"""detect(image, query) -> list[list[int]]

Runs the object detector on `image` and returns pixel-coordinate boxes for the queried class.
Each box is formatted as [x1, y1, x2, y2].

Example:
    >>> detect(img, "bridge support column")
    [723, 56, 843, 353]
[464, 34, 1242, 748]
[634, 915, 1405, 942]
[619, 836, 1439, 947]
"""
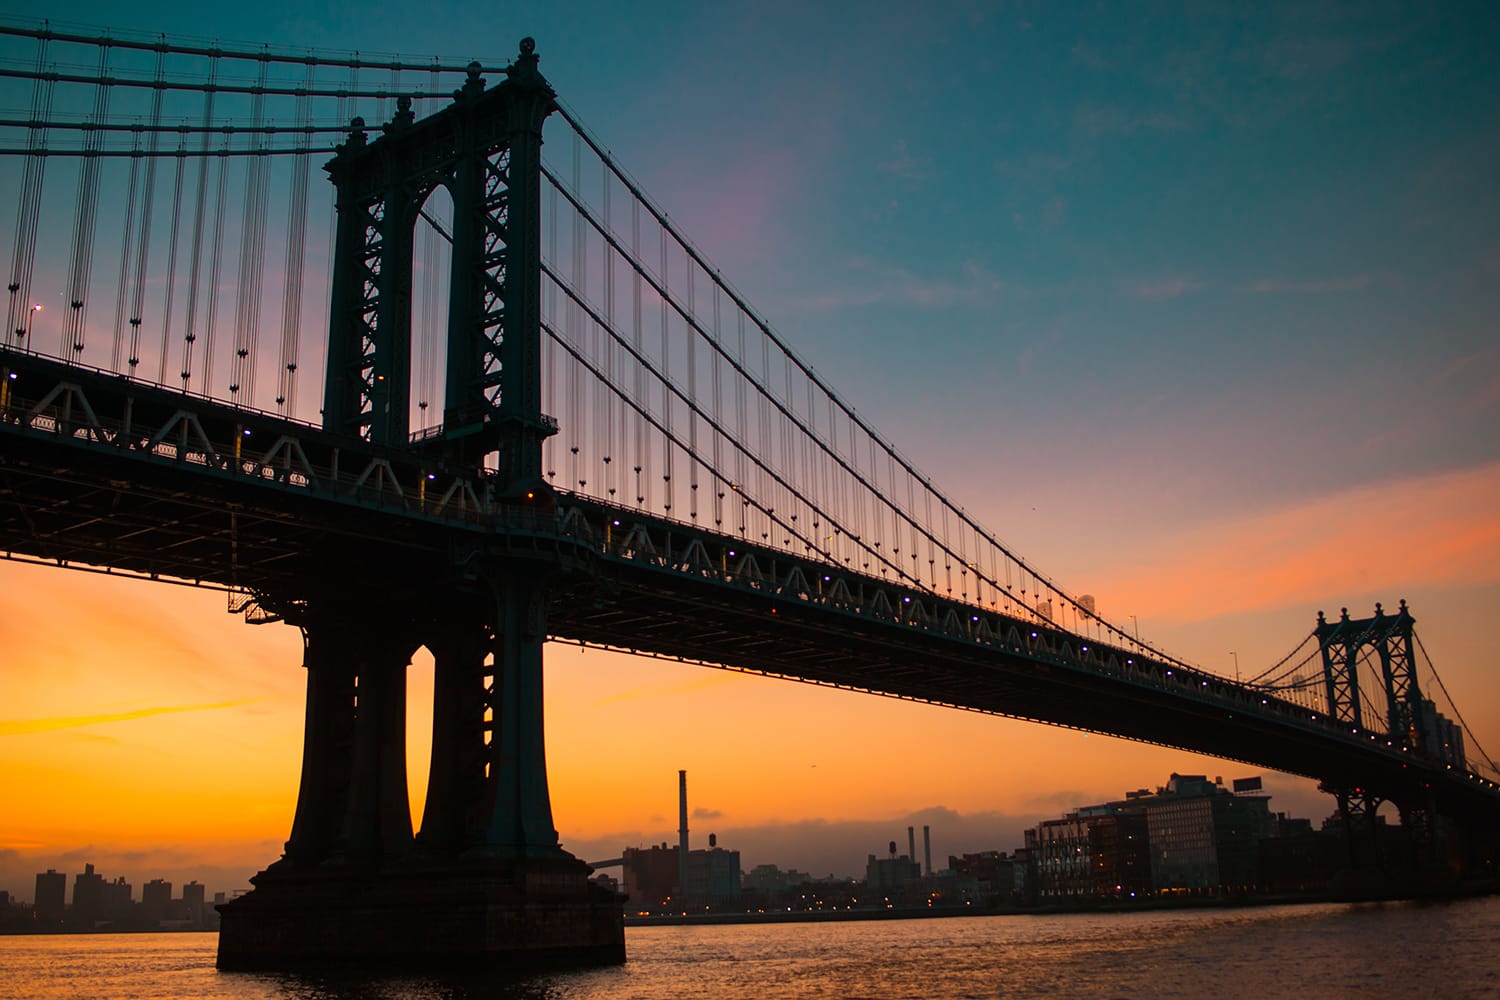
[337, 633, 419, 865]
[418, 619, 491, 854]
[485, 568, 563, 857]
[281, 620, 357, 867]
[219, 572, 622, 970]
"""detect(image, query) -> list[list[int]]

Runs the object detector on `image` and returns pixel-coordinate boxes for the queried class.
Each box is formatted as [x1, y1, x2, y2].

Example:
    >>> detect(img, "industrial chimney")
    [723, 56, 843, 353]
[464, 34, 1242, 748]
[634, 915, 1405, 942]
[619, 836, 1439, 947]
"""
[907, 826, 916, 862]
[678, 770, 689, 903]
[923, 825, 932, 876]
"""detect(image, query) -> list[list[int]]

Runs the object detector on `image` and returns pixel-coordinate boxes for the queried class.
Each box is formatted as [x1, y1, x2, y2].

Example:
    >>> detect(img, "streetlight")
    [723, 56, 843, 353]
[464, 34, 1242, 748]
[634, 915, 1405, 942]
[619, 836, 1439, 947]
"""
[22, 302, 40, 346]
[1230, 651, 1240, 683]
[1127, 615, 1140, 640]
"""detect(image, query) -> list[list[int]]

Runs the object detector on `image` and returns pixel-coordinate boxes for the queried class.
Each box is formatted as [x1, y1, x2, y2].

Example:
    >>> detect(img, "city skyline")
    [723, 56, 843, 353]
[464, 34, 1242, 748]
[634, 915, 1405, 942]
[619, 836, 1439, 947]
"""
[2, 3, 1497, 905]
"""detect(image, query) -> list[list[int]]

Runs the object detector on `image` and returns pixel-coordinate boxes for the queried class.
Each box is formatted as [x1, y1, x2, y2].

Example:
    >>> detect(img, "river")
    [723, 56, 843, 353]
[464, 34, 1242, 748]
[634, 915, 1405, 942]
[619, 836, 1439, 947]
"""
[2, 897, 1497, 998]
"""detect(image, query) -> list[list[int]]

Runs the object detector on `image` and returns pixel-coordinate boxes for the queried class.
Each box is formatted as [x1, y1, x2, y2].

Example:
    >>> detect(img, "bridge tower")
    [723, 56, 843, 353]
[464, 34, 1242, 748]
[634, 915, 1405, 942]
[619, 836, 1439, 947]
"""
[217, 40, 623, 970]
[1316, 602, 1448, 876]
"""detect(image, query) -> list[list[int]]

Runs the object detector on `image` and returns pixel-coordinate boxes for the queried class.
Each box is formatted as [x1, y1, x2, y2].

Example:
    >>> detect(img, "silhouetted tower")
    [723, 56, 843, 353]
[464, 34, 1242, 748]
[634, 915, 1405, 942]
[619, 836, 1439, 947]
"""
[322, 38, 556, 488]
[1315, 601, 1425, 746]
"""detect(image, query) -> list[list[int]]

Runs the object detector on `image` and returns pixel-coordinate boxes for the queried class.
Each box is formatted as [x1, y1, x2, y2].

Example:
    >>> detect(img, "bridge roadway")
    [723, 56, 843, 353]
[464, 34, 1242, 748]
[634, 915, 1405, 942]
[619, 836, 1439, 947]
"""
[3, 345, 1498, 822]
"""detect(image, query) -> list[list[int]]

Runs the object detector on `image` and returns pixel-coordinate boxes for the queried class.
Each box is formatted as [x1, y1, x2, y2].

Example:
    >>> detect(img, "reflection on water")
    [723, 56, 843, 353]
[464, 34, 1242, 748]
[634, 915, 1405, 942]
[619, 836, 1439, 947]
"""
[3, 897, 1498, 999]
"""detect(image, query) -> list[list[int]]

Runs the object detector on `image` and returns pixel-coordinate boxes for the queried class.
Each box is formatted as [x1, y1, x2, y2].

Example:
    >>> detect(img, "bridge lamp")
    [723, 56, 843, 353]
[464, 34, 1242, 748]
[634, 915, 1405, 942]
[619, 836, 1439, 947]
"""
[19, 302, 40, 341]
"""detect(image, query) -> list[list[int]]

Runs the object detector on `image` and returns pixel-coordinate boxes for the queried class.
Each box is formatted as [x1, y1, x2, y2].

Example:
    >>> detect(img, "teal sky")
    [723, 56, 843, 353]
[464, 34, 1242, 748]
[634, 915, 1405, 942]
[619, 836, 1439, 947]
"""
[2, 2, 1497, 887]
[14, 1, 1497, 523]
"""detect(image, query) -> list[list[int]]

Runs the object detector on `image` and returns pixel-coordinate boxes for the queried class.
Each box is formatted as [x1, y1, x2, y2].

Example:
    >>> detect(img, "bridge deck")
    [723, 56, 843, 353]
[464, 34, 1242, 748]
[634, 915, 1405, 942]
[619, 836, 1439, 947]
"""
[3, 346, 1498, 820]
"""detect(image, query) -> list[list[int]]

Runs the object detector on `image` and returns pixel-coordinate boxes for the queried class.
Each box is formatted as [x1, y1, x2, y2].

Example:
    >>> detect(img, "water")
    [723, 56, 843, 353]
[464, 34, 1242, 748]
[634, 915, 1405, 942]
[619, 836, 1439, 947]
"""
[2, 898, 1498, 999]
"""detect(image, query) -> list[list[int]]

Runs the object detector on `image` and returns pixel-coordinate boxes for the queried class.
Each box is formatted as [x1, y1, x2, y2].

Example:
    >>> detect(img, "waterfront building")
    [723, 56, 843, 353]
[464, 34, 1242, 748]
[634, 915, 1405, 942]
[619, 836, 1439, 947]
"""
[1024, 773, 1274, 898]
[181, 881, 206, 927]
[864, 848, 921, 895]
[142, 879, 172, 924]
[1025, 815, 1093, 898]
[33, 870, 65, 924]
[621, 840, 743, 912]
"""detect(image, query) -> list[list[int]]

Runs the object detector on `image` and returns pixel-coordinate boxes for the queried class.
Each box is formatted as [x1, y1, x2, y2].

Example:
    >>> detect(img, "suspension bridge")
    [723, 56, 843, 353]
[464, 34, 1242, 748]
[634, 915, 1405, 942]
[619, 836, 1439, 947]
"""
[1, 23, 1496, 968]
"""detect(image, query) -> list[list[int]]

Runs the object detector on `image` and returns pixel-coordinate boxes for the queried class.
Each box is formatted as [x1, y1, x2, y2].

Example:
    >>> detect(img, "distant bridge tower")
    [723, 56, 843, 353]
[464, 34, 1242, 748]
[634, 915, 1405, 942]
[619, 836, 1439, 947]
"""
[1316, 601, 1425, 750]
[1315, 601, 1448, 874]
[217, 40, 622, 970]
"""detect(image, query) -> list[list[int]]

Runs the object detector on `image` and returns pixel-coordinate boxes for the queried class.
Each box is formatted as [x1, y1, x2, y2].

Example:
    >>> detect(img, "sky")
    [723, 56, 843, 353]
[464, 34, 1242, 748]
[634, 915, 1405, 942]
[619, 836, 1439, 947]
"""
[2, 2, 1499, 901]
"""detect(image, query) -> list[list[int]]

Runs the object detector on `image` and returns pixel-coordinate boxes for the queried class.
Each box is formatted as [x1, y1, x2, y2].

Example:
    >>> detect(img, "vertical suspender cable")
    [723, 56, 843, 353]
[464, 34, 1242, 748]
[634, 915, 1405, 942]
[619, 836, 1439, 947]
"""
[155, 128, 189, 383]
[6, 33, 52, 347]
[545, 179, 558, 483]
[568, 132, 583, 489]
[659, 216, 672, 513]
[201, 133, 231, 395]
[110, 133, 142, 370]
[62, 44, 111, 362]
[735, 311, 747, 531]
[125, 45, 168, 373]
[601, 164, 614, 499]
[229, 52, 271, 404]
[179, 52, 219, 388]
[631, 198, 646, 506]
[711, 285, 723, 527]
[685, 264, 697, 520]
[276, 61, 315, 412]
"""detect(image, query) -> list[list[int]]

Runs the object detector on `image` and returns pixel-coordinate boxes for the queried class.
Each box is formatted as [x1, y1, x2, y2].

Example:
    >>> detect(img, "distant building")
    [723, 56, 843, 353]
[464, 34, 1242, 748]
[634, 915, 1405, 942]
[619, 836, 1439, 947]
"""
[71, 864, 108, 927]
[865, 850, 921, 895]
[1088, 811, 1151, 897]
[948, 851, 1021, 901]
[1026, 815, 1092, 898]
[621, 840, 742, 912]
[142, 879, 172, 924]
[181, 881, 206, 928]
[685, 842, 741, 908]
[1024, 773, 1273, 898]
[621, 844, 679, 911]
[34, 869, 65, 924]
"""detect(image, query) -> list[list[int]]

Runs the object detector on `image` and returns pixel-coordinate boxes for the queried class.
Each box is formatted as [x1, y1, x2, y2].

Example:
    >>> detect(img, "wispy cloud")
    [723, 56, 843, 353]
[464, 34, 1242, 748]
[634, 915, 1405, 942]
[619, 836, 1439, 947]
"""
[0, 700, 260, 736]
[1122, 276, 1203, 301]
[796, 258, 1011, 312]
[1249, 273, 1389, 294]
[878, 139, 933, 185]
[1074, 105, 1186, 138]
[1089, 461, 1500, 625]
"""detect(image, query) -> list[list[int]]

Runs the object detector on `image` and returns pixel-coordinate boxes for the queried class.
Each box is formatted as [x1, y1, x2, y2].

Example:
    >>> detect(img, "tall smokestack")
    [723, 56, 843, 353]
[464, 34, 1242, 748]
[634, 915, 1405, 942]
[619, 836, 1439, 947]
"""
[923, 825, 932, 875]
[907, 826, 916, 862]
[678, 770, 689, 906]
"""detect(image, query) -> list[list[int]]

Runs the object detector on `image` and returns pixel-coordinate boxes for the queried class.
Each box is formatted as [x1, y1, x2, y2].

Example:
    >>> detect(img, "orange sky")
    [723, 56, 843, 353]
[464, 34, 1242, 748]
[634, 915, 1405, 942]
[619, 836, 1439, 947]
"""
[3, 460, 1497, 900]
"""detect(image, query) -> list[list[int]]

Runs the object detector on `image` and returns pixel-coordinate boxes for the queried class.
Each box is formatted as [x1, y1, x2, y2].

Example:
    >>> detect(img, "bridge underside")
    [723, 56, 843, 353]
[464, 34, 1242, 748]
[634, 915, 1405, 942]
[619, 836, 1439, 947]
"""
[3, 347, 1497, 936]
[3, 348, 1496, 828]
